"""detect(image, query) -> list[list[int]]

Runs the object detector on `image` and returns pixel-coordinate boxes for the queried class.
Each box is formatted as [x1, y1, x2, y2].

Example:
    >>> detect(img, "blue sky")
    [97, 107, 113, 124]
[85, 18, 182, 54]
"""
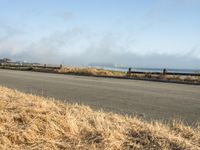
[0, 0, 200, 68]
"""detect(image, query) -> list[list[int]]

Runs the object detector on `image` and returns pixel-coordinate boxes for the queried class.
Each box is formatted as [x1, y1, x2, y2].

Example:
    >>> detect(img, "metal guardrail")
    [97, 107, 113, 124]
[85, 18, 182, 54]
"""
[1, 63, 199, 77]
[127, 68, 200, 76]
[0, 63, 62, 69]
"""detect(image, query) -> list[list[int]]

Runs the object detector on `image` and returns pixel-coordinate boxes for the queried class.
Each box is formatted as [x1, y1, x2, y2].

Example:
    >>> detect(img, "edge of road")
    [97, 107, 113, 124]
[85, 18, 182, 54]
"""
[1, 68, 200, 86]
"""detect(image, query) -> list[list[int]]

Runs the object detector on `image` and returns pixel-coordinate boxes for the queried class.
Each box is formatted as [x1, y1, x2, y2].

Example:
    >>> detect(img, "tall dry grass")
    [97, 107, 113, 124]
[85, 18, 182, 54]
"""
[56, 67, 125, 77]
[0, 86, 199, 150]
[128, 73, 200, 83]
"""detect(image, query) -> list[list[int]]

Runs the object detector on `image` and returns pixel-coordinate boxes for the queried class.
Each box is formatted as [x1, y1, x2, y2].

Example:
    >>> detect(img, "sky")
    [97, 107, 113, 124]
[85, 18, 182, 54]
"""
[0, 0, 200, 69]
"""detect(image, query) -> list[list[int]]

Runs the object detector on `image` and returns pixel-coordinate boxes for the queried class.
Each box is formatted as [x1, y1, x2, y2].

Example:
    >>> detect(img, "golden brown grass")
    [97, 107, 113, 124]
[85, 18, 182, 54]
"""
[0, 87, 200, 150]
[57, 67, 200, 83]
[56, 67, 125, 77]
[128, 73, 200, 83]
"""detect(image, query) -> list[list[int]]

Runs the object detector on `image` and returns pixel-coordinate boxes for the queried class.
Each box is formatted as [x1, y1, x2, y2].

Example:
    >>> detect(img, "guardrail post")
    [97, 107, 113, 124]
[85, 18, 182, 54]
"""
[127, 67, 132, 78]
[128, 68, 132, 73]
[163, 68, 167, 75]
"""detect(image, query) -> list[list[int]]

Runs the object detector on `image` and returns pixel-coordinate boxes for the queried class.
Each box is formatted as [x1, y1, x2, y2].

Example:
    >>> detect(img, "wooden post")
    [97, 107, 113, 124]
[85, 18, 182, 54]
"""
[128, 68, 132, 73]
[163, 68, 167, 75]
[127, 67, 132, 77]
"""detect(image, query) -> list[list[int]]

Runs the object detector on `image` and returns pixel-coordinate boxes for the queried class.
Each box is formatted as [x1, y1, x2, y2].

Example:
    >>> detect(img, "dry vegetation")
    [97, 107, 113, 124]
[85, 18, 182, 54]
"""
[56, 67, 125, 77]
[38, 67, 200, 84]
[128, 73, 200, 83]
[0, 87, 199, 150]
[56, 67, 200, 83]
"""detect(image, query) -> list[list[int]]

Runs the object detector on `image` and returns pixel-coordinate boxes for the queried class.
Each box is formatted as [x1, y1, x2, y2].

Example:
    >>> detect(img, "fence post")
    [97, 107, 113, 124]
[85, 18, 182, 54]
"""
[163, 68, 167, 75]
[128, 68, 132, 73]
[60, 64, 63, 69]
[127, 67, 132, 78]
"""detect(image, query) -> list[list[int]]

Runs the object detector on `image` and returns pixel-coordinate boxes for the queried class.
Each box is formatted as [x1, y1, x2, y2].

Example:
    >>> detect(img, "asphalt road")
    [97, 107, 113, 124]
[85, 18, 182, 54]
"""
[0, 69, 200, 124]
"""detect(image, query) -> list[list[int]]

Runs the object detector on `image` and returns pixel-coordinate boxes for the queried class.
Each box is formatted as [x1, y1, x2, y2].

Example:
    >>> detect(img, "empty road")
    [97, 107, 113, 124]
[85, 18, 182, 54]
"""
[0, 69, 200, 124]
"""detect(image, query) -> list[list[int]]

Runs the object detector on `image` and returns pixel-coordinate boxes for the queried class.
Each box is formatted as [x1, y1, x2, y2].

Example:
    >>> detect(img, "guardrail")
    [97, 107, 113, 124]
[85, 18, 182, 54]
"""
[0, 63, 62, 69]
[127, 68, 200, 77]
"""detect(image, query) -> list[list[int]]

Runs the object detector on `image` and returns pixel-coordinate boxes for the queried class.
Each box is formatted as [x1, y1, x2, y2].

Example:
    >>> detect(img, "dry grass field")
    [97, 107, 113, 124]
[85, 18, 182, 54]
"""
[128, 73, 200, 83]
[56, 67, 125, 77]
[56, 67, 200, 83]
[0, 86, 199, 150]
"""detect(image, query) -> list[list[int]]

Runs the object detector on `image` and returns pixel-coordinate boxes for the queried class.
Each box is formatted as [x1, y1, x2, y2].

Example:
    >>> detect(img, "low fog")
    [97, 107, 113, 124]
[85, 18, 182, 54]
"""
[0, 25, 200, 69]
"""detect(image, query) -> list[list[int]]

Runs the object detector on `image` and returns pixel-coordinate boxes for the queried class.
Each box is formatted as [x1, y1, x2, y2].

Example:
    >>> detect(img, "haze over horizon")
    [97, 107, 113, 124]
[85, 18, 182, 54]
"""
[0, 0, 200, 69]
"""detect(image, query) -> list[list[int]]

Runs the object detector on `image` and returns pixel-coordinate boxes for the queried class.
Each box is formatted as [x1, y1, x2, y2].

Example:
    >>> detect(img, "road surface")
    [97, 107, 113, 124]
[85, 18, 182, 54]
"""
[0, 69, 200, 124]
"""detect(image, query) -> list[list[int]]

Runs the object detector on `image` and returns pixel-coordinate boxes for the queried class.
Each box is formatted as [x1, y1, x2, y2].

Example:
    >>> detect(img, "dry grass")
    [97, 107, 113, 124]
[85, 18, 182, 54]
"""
[128, 73, 200, 83]
[57, 67, 200, 83]
[0, 87, 200, 150]
[56, 67, 125, 77]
